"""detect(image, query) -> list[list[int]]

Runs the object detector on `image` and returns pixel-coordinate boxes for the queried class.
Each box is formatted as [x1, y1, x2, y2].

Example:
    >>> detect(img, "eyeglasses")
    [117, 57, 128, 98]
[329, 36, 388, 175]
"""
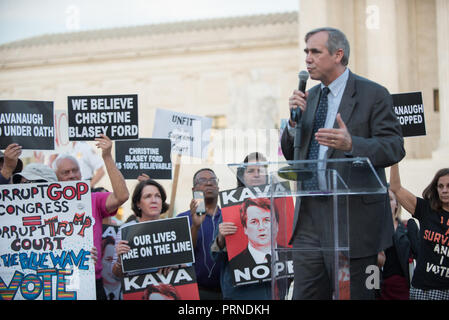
[195, 177, 219, 185]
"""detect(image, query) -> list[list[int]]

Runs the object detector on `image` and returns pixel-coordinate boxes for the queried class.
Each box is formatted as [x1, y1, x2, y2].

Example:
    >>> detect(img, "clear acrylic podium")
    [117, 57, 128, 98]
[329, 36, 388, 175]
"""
[228, 157, 387, 300]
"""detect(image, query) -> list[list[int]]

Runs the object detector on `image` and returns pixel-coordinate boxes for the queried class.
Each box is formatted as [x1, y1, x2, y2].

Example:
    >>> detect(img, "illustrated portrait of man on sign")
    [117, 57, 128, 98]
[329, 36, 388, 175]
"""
[229, 198, 277, 268]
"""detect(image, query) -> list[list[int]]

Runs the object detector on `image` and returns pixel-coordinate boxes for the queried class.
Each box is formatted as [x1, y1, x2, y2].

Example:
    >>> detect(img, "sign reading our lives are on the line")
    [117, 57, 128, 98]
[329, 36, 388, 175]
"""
[120, 216, 194, 275]
[67, 94, 138, 141]
[0, 100, 55, 150]
[115, 138, 172, 180]
[392, 92, 426, 137]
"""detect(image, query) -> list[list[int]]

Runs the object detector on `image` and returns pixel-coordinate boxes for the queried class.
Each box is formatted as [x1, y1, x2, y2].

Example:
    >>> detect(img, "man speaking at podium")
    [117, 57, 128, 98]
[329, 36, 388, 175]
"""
[280, 27, 405, 299]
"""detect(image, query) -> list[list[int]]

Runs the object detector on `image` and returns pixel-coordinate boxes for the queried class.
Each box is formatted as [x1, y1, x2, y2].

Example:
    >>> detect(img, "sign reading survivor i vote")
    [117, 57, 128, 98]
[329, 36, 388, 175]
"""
[68, 95, 138, 141]
[0, 100, 54, 150]
[392, 92, 426, 137]
[120, 216, 194, 275]
[115, 138, 172, 180]
[0, 181, 96, 300]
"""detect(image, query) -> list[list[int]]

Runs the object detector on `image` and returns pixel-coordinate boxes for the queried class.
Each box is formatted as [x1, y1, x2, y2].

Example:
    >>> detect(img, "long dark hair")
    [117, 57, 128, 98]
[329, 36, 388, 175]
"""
[422, 168, 449, 211]
[236, 152, 268, 187]
[131, 179, 169, 217]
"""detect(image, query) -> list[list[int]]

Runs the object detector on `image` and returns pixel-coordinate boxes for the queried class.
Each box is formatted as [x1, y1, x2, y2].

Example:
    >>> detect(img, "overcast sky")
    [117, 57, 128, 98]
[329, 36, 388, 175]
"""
[0, 0, 299, 45]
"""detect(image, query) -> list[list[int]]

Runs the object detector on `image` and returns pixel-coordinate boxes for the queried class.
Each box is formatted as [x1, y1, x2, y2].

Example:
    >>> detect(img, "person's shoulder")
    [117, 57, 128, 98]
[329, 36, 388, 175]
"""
[351, 71, 389, 93]
[176, 210, 191, 217]
[91, 191, 111, 202]
[230, 247, 251, 263]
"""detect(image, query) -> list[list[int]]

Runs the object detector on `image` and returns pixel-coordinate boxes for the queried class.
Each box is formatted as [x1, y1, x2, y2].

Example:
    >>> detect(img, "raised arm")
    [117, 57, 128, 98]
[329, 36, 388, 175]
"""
[95, 134, 129, 213]
[1, 143, 22, 181]
[389, 163, 417, 215]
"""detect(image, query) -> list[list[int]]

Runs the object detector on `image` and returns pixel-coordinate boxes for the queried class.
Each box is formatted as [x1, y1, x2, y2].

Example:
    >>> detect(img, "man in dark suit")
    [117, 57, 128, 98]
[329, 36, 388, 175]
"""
[281, 27, 405, 299]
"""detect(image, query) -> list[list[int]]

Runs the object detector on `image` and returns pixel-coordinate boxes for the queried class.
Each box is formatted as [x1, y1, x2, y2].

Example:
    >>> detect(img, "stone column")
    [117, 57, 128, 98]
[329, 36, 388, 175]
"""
[363, 0, 400, 93]
[435, 0, 449, 155]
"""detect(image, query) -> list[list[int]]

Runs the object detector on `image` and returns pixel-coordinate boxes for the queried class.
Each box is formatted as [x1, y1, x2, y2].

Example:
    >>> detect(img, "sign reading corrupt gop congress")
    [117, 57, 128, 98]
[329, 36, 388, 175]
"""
[67, 94, 138, 141]
[0, 181, 96, 300]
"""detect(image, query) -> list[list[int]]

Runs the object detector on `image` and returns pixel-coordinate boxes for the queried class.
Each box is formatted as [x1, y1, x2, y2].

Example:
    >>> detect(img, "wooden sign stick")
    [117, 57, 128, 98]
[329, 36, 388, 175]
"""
[167, 153, 182, 218]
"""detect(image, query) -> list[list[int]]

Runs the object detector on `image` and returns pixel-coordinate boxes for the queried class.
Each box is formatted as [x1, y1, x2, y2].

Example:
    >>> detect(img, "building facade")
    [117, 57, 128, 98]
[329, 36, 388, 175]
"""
[1, 1, 448, 216]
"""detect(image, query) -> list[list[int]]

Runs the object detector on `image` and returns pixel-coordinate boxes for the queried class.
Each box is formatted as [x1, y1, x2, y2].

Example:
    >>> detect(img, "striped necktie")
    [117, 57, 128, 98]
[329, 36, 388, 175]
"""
[304, 87, 330, 190]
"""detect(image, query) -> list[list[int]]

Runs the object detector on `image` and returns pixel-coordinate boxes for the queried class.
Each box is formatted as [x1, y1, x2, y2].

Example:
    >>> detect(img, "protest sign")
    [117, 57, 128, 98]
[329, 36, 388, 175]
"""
[0, 181, 96, 300]
[122, 266, 199, 300]
[120, 216, 194, 274]
[152, 108, 212, 159]
[115, 138, 172, 180]
[219, 184, 294, 287]
[102, 224, 121, 300]
[0, 100, 54, 150]
[67, 94, 138, 141]
[392, 92, 426, 137]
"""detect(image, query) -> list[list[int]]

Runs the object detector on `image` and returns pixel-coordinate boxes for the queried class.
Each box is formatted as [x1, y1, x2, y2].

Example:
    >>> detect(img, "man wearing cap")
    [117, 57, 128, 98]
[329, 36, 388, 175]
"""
[0, 143, 23, 184]
[13, 162, 57, 183]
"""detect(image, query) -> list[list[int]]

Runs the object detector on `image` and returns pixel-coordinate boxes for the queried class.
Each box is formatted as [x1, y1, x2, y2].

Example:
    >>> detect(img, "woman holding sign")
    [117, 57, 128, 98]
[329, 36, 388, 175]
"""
[112, 179, 169, 278]
[389, 163, 449, 300]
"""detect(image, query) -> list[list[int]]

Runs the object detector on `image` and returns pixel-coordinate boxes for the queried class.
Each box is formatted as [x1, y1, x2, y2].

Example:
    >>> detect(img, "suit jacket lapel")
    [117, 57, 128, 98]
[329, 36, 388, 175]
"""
[328, 71, 357, 158]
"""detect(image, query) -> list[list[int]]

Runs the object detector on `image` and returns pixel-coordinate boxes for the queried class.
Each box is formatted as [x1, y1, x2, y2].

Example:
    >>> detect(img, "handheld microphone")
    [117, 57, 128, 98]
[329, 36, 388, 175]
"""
[290, 70, 309, 123]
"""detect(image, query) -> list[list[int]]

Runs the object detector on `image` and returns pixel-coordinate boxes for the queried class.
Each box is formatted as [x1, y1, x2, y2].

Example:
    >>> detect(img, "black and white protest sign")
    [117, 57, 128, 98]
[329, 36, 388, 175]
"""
[115, 138, 172, 180]
[0, 100, 54, 150]
[67, 94, 138, 141]
[392, 92, 426, 137]
[152, 108, 212, 159]
[120, 216, 194, 274]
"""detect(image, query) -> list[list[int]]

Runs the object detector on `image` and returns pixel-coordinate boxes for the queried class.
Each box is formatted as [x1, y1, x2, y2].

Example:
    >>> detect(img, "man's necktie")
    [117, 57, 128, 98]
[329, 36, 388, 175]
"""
[303, 87, 330, 190]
